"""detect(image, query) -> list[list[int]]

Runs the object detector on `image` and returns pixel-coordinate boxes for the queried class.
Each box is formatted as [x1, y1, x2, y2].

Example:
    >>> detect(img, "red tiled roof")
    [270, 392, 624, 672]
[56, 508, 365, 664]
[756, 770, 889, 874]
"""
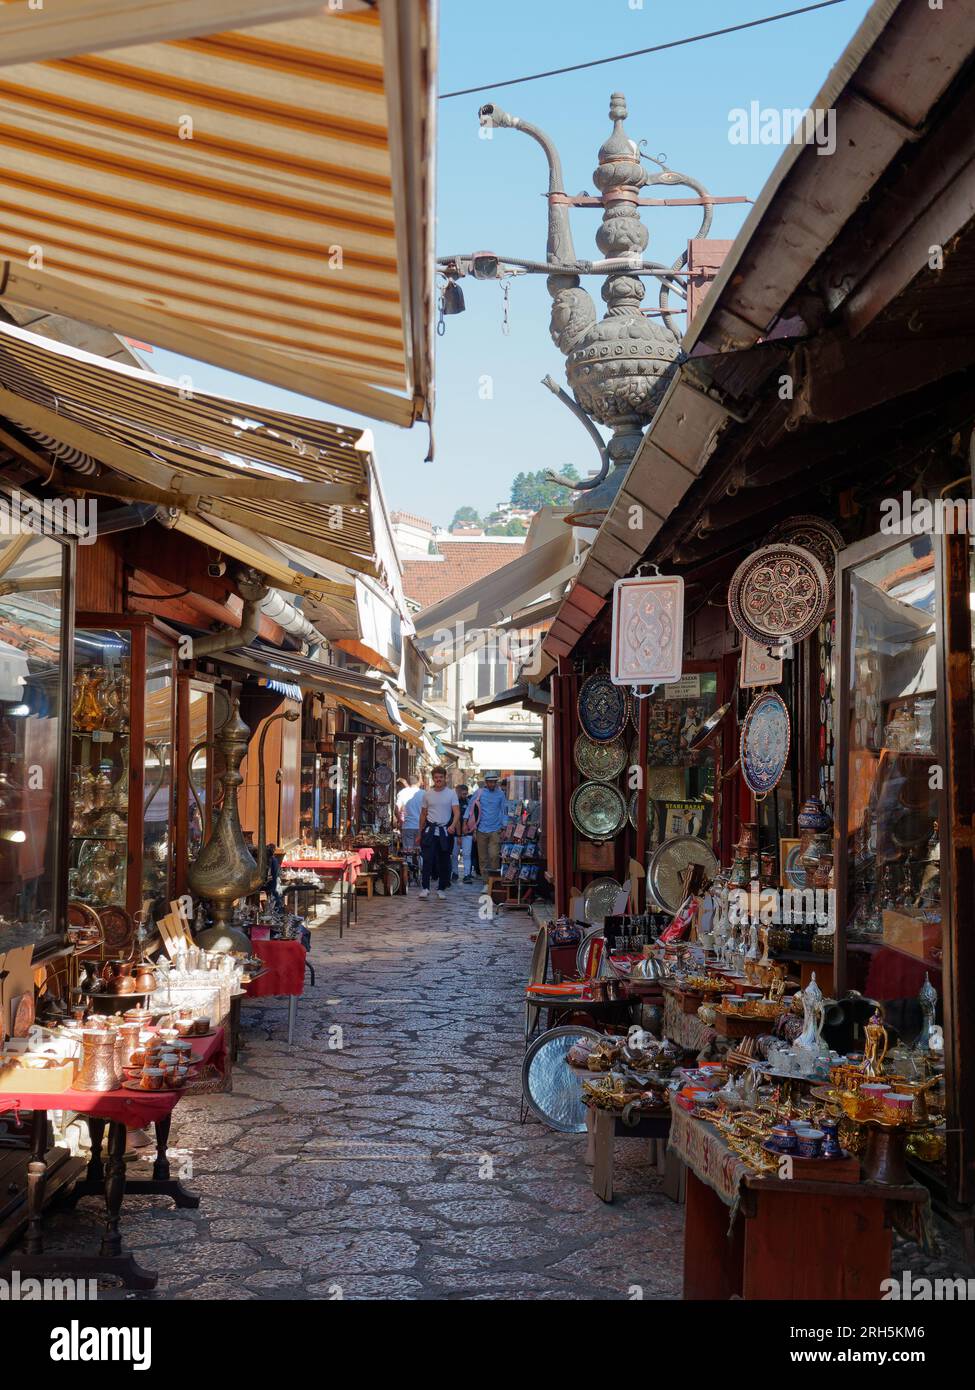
[402, 541, 526, 609]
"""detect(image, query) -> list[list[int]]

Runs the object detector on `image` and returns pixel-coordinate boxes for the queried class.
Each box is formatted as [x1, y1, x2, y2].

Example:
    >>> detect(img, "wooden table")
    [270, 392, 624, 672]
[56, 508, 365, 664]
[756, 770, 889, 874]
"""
[0, 1029, 219, 1288]
[671, 1103, 927, 1300]
[584, 1103, 670, 1203]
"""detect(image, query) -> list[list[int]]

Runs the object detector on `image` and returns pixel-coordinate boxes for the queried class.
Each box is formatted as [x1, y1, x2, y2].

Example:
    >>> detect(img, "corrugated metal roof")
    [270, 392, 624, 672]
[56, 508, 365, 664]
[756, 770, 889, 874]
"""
[0, 0, 436, 427]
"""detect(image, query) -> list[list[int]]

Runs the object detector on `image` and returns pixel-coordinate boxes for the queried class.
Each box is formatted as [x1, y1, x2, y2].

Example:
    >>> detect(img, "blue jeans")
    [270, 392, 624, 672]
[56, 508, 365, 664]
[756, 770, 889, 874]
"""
[452, 833, 473, 878]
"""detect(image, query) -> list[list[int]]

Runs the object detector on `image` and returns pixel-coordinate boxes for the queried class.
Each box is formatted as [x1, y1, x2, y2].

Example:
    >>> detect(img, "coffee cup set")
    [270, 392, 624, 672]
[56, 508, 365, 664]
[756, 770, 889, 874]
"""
[763, 1118, 843, 1160]
[122, 1034, 196, 1090]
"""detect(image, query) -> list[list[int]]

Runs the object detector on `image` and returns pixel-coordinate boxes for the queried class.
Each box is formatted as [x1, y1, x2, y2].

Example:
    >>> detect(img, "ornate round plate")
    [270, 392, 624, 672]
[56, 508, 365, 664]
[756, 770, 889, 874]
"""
[99, 906, 134, 950]
[371, 764, 393, 791]
[740, 691, 791, 795]
[582, 877, 623, 925]
[627, 790, 654, 836]
[728, 544, 829, 647]
[574, 733, 627, 782]
[576, 926, 605, 976]
[647, 835, 719, 914]
[577, 672, 629, 743]
[570, 782, 627, 841]
[770, 515, 843, 595]
[521, 1025, 605, 1133]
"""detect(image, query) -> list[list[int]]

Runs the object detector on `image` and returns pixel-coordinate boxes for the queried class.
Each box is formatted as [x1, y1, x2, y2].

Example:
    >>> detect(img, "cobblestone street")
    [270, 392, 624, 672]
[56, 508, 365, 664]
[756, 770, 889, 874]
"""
[40, 883, 683, 1301]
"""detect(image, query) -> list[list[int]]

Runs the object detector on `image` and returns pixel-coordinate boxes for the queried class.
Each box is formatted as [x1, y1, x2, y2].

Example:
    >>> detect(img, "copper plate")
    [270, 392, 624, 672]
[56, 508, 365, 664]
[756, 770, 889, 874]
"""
[770, 515, 843, 595]
[728, 543, 829, 647]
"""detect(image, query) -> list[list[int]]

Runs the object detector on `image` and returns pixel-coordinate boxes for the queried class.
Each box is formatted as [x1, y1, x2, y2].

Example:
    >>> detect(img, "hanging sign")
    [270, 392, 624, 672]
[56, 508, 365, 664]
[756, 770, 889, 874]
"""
[610, 574, 684, 687]
[740, 635, 784, 688]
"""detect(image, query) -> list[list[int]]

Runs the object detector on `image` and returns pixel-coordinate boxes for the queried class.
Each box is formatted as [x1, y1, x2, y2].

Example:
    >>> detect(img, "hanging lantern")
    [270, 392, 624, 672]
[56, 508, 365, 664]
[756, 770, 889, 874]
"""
[610, 572, 684, 688]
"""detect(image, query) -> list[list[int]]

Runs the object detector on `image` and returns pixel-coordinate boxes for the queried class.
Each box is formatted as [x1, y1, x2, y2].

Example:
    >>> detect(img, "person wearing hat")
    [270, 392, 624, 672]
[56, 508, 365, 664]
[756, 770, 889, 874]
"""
[466, 771, 507, 877]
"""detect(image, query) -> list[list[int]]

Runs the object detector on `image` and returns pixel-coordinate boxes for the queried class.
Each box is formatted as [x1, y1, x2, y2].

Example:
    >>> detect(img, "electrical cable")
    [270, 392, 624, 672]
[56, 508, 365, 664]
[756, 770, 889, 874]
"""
[439, 1, 850, 99]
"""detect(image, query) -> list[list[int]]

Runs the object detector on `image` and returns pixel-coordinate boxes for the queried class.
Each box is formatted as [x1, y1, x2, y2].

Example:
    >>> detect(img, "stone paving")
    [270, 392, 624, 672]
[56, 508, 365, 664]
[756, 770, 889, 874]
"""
[39, 882, 684, 1301]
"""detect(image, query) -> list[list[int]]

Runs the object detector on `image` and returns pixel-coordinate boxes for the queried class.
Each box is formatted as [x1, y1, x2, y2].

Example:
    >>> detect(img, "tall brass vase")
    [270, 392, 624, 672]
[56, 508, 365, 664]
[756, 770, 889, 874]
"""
[188, 700, 257, 953]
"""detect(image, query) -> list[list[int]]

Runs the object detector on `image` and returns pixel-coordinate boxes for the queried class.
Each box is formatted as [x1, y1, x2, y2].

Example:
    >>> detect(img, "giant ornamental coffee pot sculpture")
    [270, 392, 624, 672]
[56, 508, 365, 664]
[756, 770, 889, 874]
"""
[186, 700, 298, 952]
[437, 94, 736, 524]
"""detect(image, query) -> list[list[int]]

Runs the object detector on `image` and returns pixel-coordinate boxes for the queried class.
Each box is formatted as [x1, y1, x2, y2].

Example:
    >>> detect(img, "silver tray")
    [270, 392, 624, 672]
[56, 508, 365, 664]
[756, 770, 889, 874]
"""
[570, 782, 626, 841]
[577, 672, 629, 743]
[647, 835, 718, 914]
[582, 877, 623, 925]
[521, 1025, 604, 1133]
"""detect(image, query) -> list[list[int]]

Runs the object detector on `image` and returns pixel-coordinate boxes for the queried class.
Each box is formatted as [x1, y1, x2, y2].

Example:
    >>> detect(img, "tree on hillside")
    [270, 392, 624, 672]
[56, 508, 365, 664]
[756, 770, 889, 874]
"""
[450, 505, 482, 528]
[510, 465, 580, 510]
[485, 518, 529, 536]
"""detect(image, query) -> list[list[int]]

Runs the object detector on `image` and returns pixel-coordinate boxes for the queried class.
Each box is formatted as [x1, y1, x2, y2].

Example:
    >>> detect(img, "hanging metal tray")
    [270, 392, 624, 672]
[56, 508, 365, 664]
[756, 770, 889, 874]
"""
[728, 543, 829, 648]
[570, 782, 627, 841]
[740, 691, 791, 796]
[770, 515, 843, 596]
[522, 1025, 605, 1133]
[627, 790, 655, 836]
[577, 672, 629, 744]
[574, 733, 627, 782]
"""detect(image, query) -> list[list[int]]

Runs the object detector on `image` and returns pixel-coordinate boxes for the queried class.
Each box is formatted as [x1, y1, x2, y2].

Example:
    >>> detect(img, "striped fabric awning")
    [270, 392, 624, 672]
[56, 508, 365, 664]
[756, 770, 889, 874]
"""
[0, 0, 436, 428]
[0, 318, 383, 576]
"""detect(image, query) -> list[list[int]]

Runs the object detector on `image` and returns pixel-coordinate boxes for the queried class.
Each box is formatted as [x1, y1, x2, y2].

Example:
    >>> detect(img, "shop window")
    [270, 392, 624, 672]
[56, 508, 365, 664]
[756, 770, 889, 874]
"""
[0, 531, 70, 950]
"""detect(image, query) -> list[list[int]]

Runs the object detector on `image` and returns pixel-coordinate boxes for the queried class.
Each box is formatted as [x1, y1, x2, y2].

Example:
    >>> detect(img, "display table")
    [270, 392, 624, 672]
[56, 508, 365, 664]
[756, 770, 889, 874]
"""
[280, 853, 363, 935]
[669, 1100, 928, 1300]
[0, 1029, 217, 1288]
[244, 939, 307, 1044]
[583, 1103, 670, 1203]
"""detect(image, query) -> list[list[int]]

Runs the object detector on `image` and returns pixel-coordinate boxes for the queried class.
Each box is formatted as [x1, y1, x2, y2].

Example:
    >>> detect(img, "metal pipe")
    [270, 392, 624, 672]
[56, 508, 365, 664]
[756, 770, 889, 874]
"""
[478, 103, 577, 266]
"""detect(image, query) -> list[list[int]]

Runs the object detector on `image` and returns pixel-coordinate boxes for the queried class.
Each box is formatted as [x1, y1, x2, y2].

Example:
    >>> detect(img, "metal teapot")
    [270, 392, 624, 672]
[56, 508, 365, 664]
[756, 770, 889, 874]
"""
[186, 699, 298, 952]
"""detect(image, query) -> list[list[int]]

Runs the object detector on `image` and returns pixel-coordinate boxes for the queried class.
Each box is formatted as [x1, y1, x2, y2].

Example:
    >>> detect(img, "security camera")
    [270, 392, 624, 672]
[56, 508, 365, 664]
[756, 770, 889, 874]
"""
[207, 559, 227, 578]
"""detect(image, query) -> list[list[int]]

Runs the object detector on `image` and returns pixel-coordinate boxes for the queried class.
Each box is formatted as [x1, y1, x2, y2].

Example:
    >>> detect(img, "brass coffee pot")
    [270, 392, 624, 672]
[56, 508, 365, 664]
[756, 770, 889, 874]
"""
[186, 700, 298, 952]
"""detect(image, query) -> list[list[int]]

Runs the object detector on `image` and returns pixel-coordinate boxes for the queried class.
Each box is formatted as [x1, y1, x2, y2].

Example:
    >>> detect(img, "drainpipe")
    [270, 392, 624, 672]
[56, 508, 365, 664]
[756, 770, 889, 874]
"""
[192, 569, 269, 657]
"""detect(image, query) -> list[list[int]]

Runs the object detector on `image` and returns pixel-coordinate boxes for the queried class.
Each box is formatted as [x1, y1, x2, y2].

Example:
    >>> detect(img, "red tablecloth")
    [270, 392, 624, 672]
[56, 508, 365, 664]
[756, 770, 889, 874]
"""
[0, 1030, 223, 1127]
[281, 853, 363, 883]
[245, 939, 306, 998]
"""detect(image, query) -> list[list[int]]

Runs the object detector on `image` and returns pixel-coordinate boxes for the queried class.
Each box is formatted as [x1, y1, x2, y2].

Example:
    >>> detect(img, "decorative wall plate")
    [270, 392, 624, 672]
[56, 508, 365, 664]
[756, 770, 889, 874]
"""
[770, 515, 843, 595]
[781, 841, 806, 891]
[610, 574, 684, 687]
[647, 835, 718, 914]
[521, 1025, 604, 1133]
[577, 672, 629, 743]
[740, 691, 791, 796]
[574, 734, 627, 782]
[627, 790, 654, 836]
[570, 782, 627, 841]
[582, 877, 624, 924]
[371, 765, 393, 790]
[728, 544, 829, 648]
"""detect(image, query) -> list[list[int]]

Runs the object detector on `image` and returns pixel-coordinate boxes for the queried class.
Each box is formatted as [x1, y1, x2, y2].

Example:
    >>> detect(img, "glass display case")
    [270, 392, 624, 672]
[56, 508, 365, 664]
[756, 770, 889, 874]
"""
[636, 664, 721, 858]
[834, 530, 973, 1202]
[70, 614, 177, 935]
[175, 674, 215, 895]
[0, 529, 72, 954]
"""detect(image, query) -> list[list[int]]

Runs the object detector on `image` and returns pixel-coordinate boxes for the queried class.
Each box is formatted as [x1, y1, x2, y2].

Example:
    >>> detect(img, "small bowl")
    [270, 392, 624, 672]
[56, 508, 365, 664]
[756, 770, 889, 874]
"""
[796, 1129, 824, 1158]
[139, 1067, 166, 1091]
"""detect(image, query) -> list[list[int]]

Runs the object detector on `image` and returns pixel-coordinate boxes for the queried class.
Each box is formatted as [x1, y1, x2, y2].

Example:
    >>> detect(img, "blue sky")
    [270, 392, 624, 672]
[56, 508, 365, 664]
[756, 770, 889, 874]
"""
[151, 0, 874, 529]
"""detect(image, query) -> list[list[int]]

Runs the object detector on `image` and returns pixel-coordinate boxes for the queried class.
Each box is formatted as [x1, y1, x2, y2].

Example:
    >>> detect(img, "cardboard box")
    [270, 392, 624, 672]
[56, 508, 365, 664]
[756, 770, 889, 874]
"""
[0, 1054, 77, 1094]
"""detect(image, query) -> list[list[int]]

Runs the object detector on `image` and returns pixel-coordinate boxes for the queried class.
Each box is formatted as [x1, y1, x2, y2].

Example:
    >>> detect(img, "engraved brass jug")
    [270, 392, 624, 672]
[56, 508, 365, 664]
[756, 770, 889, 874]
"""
[186, 700, 298, 952]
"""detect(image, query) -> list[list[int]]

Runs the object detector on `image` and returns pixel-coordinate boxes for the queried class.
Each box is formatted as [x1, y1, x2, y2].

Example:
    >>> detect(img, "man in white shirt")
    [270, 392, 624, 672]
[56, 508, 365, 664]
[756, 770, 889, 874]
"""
[396, 774, 425, 851]
[418, 766, 460, 900]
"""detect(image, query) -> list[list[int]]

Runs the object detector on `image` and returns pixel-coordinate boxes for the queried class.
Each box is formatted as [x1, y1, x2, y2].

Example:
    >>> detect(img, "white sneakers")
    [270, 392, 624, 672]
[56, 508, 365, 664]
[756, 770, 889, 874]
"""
[418, 888, 429, 899]
[437, 891, 446, 900]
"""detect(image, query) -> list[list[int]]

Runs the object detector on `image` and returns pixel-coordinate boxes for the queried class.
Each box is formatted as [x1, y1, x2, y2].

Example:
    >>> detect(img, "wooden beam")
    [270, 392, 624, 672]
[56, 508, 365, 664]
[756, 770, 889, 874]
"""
[0, 1, 369, 67]
[0, 531, 33, 577]
[165, 475, 367, 506]
[1, 266, 416, 428]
